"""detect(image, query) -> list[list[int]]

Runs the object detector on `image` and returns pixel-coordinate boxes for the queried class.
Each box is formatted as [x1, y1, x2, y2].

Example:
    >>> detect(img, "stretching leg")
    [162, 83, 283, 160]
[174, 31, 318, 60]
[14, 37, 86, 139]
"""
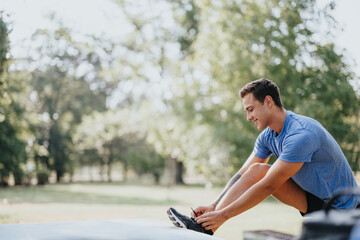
[212, 163, 307, 231]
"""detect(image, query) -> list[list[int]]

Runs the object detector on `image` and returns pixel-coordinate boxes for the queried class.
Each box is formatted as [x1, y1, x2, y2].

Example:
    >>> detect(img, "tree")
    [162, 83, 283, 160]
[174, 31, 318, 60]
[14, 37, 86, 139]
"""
[18, 25, 112, 182]
[106, 0, 193, 183]
[74, 108, 165, 183]
[0, 12, 9, 76]
[0, 12, 27, 186]
[167, 0, 359, 174]
[142, 100, 233, 185]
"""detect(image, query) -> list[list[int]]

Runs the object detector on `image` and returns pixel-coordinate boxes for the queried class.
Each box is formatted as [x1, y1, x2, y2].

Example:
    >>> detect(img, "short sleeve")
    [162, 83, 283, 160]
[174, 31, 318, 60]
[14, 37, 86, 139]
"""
[279, 130, 319, 163]
[253, 130, 272, 159]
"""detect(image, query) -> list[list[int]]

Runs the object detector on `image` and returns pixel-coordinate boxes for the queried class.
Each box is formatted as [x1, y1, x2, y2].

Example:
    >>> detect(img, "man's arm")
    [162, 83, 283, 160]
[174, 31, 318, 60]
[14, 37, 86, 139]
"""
[196, 159, 304, 229]
[210, 173, 241, 209]
[193, 153, 269, 217]
[211, 153, 269, 208]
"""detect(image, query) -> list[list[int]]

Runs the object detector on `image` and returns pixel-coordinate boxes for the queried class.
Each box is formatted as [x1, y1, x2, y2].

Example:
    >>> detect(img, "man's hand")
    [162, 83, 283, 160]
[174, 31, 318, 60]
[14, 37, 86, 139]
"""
[191, 204, 215, 218]
[195, 210, 227, 230]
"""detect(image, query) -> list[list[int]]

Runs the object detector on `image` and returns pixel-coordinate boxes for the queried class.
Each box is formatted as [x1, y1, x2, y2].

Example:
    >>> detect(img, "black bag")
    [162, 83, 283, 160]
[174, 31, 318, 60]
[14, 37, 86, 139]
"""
[298, 189, 360, 240]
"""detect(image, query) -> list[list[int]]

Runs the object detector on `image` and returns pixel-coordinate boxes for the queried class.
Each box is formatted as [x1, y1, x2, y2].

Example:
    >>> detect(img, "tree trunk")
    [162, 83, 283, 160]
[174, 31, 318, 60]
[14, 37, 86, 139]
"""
[154, 173, 161, 185]
[0, 175, 9, 186]
[56, 170, 62, 182]
[175, 160, 185, 185]
[14, 174, 22, 185]
[166, 157, 185, 185]
[99, 158, 105, 181]
[123, 163, 128, 182]
[13, 168, 23, 185]
[107, 161, 112, 182]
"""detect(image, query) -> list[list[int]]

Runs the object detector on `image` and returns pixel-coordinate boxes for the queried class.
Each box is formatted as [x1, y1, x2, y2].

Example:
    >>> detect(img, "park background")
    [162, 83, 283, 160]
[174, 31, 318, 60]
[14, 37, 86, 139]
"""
[1, 0, 360, 239]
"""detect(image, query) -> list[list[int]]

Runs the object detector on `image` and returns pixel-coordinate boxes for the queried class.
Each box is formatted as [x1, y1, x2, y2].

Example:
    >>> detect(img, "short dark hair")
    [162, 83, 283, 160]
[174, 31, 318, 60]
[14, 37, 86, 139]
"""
[239, 78, 283, 108]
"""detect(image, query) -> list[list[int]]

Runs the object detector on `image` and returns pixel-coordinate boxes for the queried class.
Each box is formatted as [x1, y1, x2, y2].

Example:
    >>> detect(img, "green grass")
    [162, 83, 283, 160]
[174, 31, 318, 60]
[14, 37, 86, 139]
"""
[0, 186, 177, 205]
[0, 183, 303, 240]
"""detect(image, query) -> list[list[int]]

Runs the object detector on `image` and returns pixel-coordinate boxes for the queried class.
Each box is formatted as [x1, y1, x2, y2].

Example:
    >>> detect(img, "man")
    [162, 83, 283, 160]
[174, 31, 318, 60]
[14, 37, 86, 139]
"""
[167, 78, 359, 235]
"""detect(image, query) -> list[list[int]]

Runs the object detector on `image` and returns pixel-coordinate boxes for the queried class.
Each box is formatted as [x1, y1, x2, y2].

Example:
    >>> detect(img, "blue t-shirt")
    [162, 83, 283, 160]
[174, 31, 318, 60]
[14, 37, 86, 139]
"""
[253, 111, 359, 209]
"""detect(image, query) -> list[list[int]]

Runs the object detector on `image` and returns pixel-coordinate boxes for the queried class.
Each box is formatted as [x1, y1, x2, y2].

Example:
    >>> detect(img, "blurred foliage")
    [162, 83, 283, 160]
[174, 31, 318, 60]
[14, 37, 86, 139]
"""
[169, 0, 360, 175]
[0, 11, 9, 76]
[0, 12, 27, 186]
[21, 26, 110, 182]
[0, 0, 359, 186]
[73, 109, 165, 182]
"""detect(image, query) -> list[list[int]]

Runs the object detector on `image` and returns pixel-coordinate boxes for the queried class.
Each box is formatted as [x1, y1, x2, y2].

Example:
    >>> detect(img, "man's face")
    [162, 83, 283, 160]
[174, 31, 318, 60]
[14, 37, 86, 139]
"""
[242, 93, 271, 131]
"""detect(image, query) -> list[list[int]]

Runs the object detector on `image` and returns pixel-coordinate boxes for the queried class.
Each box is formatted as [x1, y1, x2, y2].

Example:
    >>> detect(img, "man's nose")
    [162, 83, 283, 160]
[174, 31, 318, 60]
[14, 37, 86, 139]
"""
[247, 113, 252, 121]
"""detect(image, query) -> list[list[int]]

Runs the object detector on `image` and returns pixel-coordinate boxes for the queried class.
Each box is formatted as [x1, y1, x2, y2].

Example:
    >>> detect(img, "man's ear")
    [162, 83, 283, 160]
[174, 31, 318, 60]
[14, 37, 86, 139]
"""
[265, 95, 273, 108]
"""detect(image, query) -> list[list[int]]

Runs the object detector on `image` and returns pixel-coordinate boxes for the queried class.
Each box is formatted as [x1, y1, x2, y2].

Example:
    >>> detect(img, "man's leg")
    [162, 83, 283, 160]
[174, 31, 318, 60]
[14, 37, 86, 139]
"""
[215, 163, 307, 213]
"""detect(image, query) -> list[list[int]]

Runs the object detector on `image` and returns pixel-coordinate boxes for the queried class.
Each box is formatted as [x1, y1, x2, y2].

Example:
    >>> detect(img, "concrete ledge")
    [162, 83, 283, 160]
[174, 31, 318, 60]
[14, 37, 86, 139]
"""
[0, 219, 222, 240]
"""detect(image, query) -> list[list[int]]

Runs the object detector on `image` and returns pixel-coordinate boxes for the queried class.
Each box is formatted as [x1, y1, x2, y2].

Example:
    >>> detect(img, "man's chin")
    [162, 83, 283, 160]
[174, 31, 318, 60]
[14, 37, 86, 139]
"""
[257, 125, 265, 131]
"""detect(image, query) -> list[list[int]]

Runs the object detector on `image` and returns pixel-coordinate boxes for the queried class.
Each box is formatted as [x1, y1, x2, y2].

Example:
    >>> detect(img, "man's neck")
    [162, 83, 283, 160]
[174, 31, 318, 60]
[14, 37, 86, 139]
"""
[268, 108, 287, 135]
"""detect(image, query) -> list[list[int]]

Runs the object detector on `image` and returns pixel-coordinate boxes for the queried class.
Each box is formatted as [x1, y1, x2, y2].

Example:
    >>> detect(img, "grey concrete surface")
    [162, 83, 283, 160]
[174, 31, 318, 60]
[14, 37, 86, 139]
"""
[0, 219, 222, 240]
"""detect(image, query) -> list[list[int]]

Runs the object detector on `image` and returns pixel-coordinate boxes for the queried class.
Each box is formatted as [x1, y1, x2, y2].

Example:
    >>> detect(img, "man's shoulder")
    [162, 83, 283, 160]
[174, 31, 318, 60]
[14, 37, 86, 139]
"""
[286, 111, 322, 133]
[284, 112, 329, 152]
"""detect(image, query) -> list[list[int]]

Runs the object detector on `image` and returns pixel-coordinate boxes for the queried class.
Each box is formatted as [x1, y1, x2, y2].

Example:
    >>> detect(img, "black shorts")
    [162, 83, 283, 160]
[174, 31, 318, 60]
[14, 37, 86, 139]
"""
[300, 191, 326, 216]
[300, 191, 360, 216]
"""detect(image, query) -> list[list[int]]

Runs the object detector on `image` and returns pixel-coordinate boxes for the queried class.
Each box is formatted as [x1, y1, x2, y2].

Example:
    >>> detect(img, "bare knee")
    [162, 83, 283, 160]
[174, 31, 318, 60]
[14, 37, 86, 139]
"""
[244, 163, 270, 179]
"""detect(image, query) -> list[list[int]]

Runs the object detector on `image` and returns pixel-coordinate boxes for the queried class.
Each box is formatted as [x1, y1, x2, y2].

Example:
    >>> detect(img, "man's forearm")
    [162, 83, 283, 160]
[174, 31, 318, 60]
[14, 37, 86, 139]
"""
[222, 179, 274, 220]
[212, 173, 241, 208]
[222, 159, 303, 220]
[211, 154, 268, 208]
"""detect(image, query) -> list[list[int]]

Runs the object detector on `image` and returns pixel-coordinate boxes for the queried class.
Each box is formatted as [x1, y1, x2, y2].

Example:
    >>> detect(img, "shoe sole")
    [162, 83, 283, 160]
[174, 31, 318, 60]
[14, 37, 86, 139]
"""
[167, 208, 187, 229]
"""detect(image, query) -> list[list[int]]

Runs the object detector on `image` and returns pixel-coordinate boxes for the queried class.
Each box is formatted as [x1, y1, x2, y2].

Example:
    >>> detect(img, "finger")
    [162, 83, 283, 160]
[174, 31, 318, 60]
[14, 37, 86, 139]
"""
[200, 220, 215, 229]
[196, 212, 209, 220]
[193, 210, 202, 218]
[195, 217, 205, 224]
[197, 216, 211, 225]
[192, 208, 199, 217]
[205, 225, 214, 230]
[195, 209, 203, 216]
[194, 206, 202, 212]
[201, 221, 213, 229]
[195, 207, 205, 215]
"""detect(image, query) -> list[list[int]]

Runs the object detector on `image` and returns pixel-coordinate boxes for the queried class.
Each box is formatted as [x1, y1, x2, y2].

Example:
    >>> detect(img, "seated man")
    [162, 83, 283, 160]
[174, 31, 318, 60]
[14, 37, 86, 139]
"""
[167, 78, 359, 235]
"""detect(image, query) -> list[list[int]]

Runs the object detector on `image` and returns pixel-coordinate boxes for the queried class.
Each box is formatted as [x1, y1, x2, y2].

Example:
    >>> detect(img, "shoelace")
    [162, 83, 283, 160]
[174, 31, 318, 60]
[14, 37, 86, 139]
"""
[191, 207, 198, 217]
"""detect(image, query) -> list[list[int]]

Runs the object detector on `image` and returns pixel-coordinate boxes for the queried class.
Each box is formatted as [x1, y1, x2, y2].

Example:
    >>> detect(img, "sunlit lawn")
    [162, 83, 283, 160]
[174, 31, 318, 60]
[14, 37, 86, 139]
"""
[0, 183, 303, 240]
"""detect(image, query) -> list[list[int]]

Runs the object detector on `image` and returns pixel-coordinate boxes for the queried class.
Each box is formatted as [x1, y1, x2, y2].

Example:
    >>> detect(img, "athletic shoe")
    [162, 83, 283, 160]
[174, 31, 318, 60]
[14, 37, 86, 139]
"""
[167, 207, 214, 235]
